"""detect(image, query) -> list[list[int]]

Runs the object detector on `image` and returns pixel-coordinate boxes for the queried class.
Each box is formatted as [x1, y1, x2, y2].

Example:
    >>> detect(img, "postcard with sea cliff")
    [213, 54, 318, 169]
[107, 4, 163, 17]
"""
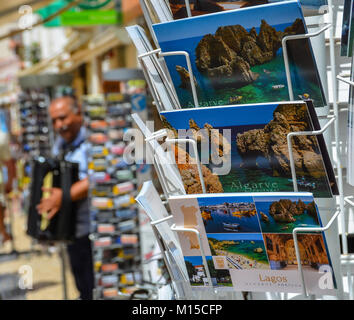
[153, 1, 326, 109]
[168, 192, 336, 294]
[160, 101, 338, 198]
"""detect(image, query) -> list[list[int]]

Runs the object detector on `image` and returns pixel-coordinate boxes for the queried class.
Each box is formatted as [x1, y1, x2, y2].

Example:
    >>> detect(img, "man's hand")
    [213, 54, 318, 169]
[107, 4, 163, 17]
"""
[36, 187, 63, 220]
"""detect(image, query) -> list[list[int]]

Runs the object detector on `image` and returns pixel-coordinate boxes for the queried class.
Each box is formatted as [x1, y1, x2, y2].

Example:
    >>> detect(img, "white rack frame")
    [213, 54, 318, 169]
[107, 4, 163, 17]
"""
[136, 0, 352, 300]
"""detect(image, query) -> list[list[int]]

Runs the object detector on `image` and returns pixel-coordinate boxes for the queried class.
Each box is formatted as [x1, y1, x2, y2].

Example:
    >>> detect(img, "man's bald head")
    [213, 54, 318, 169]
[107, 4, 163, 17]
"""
[49, 96, 79, 114]
[49, 96, 82, 143]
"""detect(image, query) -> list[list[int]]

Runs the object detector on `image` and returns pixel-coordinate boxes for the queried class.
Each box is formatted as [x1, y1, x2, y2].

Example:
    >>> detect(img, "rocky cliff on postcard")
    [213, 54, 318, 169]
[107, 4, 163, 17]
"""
[153, 1, 326, 108]
[195, 19, 305, 88]
[160, 101, 335, 198]
[236, 103, 326, 180]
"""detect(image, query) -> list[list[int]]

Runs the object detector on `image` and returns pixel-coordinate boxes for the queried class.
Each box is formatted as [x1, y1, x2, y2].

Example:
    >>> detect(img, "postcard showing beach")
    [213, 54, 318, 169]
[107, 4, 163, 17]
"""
[154, 1, 326, 109]
[228, 266, 336, 294]
[207, 233, 270, 269]
[161, 102, 334, 198]
[254, 194, 321, 234]
[197, 195, 261, 233]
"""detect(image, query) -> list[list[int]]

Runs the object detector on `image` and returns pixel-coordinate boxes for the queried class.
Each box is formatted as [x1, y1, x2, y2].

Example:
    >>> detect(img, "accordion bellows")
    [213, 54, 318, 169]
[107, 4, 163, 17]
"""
[27, 158, 79, 241]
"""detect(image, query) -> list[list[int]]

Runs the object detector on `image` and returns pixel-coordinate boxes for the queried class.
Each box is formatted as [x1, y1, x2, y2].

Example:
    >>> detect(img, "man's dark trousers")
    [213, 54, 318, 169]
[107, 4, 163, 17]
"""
[67, 235, 94, 300]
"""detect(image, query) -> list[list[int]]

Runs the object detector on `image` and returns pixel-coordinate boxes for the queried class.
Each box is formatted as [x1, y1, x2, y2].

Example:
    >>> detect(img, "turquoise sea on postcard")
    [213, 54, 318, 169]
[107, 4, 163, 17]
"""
[161, 102, 333, 198]
[254, 195, 321, 234]
[207, 234, 269, 268]
[153, 2, 326, 109]
[216, 125, 331, 198]
[197, 196, 261, 233]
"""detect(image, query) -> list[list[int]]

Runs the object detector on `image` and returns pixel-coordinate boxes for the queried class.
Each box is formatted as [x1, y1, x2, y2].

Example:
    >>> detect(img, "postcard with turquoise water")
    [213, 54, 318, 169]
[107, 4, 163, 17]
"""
[153, 1, 326, 109]
[184, 255, 233, 286]
[168, 0, 328, 20]
[161, 101, 336, 198]
[197, 195, 262, 233]
[168, 193, 336, 292]
[253, 194, 321, 234]
[207, 233, 270, 269]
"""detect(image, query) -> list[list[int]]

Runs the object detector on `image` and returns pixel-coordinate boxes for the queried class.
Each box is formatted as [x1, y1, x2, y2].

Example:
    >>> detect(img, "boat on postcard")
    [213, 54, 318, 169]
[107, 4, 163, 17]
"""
[272, 84, 285, 90]
[288, 177, 316, 189]
[223, 222, 240, 231]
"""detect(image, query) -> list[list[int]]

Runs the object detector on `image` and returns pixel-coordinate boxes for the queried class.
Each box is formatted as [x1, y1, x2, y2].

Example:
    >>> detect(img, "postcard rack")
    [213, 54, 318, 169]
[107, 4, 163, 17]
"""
[149, 216, 194, 300]
[144, 129, 186, 198]
[18, 89, 53, 159]
[139, 120, 339, 298]
[136, 180, 241, 300]
[337, 74, 354, 300]
[133, 0, 350, 300]
[137, 48, 196, 112]
[84, 94, 142, 300]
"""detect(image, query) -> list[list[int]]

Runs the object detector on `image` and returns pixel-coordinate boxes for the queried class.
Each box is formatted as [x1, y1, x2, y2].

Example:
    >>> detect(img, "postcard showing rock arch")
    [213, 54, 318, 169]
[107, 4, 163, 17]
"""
[161, 102, 335, 198]
[153, 1, 326, 109]
[254, 194, 321, 234]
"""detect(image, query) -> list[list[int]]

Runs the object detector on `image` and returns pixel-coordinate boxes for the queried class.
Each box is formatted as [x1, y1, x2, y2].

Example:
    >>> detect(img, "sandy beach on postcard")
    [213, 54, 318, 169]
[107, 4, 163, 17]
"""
[216, 249, 269, 270]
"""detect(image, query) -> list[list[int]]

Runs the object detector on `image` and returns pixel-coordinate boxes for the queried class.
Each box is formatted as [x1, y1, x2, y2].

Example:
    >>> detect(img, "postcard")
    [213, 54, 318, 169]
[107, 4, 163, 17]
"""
[168, 0, 328, 19]
[341, 0, 353, 57]
[345, 0, 354, 57]
[347, 55, 354, 186]
[126, 25, 179, 111]
[168, 192, 337, 294]
[350, 0, 354, 57]
[305, 100, 339, 195]
[160, 101, 338, 198]
[153, 1, 327, 109]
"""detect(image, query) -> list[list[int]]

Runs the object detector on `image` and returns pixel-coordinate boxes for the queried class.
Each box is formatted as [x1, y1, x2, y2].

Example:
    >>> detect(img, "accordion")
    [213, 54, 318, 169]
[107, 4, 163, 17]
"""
[27, 158, 79, 241]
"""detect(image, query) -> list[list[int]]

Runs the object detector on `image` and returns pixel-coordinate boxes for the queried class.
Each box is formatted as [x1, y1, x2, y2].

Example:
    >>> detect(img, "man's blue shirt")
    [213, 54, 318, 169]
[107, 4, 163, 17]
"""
[52, 126, 91, 238]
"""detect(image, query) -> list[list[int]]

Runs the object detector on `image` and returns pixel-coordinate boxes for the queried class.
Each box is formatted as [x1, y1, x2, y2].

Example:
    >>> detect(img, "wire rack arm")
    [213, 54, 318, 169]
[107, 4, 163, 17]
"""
[286, 116, 336, 192]
[170, 224, 214, 289]
[138, 49, 181, 111]
[282, 23, 331, 100]
[337, 75, 354, 87]
[165, 138, 206, 194]
[158, 51, 199, 108]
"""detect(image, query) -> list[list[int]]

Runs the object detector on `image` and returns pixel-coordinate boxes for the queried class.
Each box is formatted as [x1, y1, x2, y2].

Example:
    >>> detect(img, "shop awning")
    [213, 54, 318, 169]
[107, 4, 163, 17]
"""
[17, 25, 131, 77]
